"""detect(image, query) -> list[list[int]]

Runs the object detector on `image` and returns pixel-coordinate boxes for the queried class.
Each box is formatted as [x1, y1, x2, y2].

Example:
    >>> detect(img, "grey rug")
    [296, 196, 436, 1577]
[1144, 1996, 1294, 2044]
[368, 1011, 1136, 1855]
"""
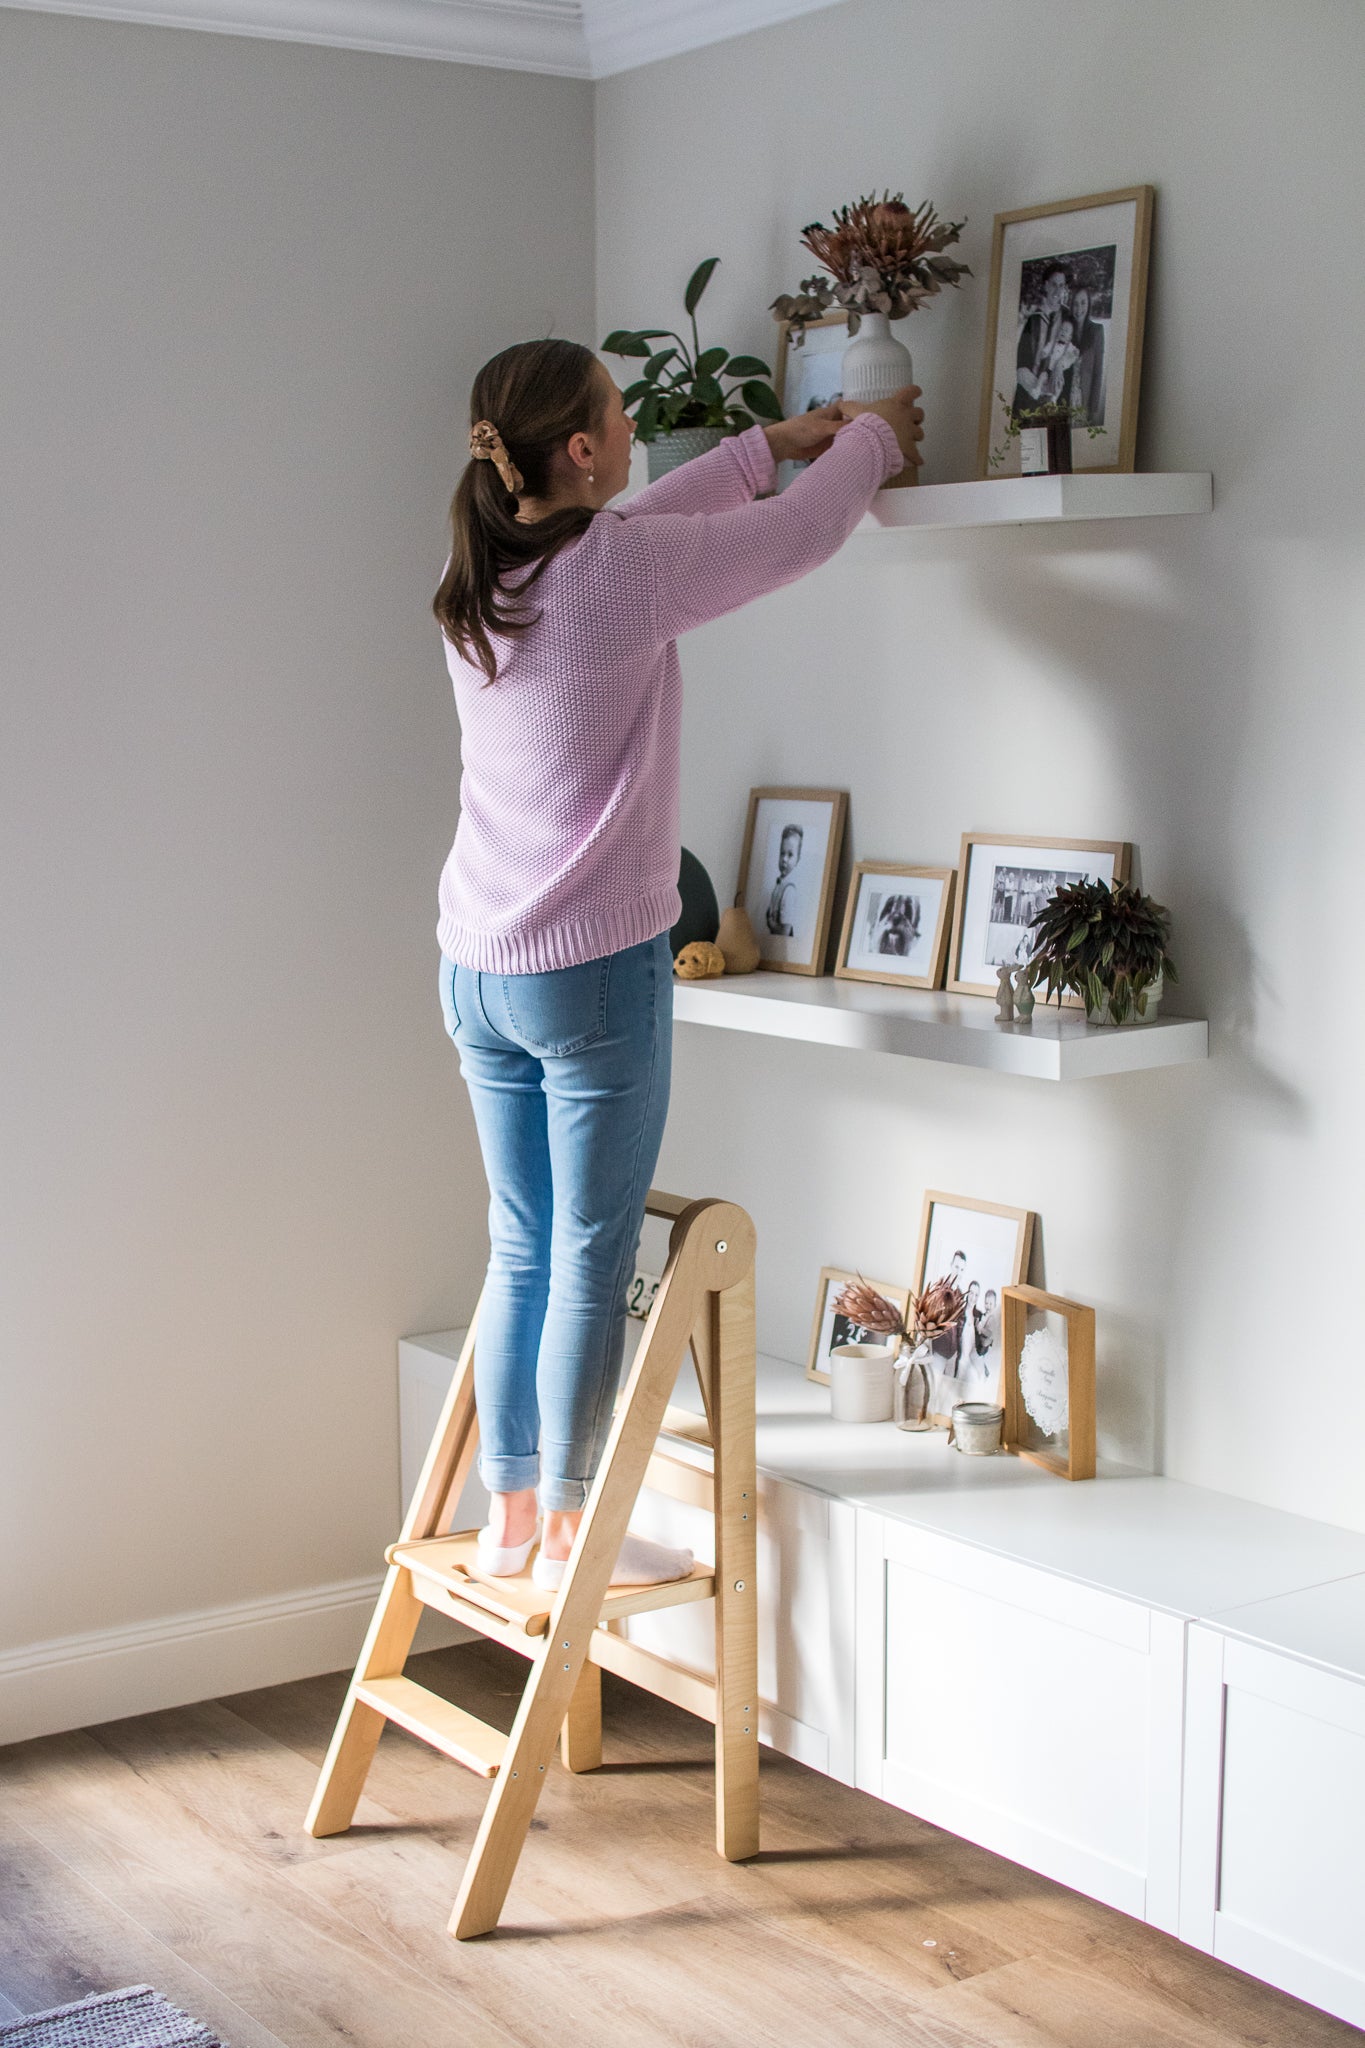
[0, 1987, 227, 2047]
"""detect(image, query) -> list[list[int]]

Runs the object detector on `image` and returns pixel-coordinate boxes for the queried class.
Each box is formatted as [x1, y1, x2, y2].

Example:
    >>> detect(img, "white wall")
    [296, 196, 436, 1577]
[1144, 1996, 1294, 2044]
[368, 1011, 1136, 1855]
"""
[0, 9, 593, 1672]
[597, 0, 1365, 1529]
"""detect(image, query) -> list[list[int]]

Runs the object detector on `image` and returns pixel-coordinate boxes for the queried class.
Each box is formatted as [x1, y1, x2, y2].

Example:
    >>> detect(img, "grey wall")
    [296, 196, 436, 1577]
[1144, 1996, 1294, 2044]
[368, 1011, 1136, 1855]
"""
[0, 9, 593, 1648]
[597, 0, 1365, 1529]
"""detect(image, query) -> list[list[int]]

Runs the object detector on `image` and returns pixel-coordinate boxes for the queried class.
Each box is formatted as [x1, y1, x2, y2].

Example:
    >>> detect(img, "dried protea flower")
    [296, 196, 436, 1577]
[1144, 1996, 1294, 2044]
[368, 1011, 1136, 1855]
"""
[831, 1279, 908, 1340]
[911, 1276, 966, 1344]
[777, 191, 970, 334]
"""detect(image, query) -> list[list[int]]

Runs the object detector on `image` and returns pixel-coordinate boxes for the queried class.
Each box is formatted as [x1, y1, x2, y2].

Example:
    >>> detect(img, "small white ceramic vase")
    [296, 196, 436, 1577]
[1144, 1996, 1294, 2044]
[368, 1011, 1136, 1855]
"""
[828, 1343, 894, 1423]
[840, 312, 913, 402]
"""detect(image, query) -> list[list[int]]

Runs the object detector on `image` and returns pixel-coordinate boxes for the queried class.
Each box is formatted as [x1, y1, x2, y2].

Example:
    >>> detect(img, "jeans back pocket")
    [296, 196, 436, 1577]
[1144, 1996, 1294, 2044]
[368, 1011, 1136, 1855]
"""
[502, 956, 610, 1056]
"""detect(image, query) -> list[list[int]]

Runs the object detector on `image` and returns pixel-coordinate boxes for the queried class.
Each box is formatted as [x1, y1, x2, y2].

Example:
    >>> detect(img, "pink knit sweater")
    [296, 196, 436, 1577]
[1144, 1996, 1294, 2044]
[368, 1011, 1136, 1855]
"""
[437, 413, 903, 974]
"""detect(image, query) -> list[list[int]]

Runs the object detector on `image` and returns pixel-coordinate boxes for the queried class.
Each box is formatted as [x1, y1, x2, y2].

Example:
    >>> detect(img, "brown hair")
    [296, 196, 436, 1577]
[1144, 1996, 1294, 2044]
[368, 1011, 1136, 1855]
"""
[433, 339, 608, 682]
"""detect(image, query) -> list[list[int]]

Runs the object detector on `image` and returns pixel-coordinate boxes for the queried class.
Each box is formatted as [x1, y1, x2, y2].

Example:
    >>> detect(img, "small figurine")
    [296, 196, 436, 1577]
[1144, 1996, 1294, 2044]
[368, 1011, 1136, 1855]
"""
[1012, 965, 1036, 1019]
[673, 940, 726, 980]
[995, 962, 1016, 1023]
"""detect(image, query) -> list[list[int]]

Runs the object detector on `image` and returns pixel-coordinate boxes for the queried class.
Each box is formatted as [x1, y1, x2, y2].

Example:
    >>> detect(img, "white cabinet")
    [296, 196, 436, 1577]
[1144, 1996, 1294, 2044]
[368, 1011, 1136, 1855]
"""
[625, 1471, 857, 1782]
[854, 1513, 1184, 1930]
[1180, 1600, 1365, 2030]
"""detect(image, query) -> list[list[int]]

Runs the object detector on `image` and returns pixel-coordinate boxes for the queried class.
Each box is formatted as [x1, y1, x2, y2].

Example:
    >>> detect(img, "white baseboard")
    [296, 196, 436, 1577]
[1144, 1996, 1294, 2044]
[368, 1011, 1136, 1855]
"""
[0, 1573, 469, 1747]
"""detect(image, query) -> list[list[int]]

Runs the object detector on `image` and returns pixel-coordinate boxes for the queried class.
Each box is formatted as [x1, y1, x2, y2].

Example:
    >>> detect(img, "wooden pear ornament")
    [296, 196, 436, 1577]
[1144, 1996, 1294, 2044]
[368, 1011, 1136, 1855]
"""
[716, 903, 761, 975]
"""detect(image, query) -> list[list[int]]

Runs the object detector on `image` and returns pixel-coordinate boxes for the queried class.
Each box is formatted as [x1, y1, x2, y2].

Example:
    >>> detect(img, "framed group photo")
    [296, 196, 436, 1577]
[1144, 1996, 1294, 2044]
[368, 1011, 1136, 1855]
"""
[948, 832, 1130, 998]
[737, 786, 847, 974]
[835, 861, 955, 990]
[806, 1265, 910, 1387]
[976, 185, 1154, 477]
[914, 1192, 1036, 1424]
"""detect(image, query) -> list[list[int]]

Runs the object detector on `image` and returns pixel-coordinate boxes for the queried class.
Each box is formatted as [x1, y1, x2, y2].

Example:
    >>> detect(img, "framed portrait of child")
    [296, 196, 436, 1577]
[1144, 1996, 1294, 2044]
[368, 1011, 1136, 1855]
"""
[736, 787, 847, 975]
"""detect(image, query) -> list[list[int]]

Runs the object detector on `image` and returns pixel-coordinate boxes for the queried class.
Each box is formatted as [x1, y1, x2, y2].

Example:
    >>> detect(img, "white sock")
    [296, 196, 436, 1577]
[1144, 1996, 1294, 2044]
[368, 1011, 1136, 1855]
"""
[532, 1531, 694, 1592]
[475, 1525, 538, 1577]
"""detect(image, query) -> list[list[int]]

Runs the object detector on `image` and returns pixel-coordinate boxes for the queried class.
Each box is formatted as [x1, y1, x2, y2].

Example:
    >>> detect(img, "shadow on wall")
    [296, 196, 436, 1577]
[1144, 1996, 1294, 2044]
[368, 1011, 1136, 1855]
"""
[964, 525, 1311, 1474]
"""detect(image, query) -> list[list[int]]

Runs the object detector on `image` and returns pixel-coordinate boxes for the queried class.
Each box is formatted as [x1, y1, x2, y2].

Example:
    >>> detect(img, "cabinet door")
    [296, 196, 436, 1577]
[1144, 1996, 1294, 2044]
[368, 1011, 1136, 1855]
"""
[1180, 1624, 1365, 2029]
[623, 1474, 857, 1782]
[855, 1512, 1184, 1928]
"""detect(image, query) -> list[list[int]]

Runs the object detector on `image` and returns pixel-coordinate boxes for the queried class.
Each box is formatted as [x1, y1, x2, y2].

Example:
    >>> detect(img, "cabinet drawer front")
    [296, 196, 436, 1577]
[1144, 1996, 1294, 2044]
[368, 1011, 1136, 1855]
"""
[881, 1522, 1151, 1652]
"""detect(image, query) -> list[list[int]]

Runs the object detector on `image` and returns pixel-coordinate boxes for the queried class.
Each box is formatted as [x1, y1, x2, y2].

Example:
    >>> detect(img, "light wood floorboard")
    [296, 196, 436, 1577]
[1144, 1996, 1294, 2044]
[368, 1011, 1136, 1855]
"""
[1, 1640, 1360, 2048]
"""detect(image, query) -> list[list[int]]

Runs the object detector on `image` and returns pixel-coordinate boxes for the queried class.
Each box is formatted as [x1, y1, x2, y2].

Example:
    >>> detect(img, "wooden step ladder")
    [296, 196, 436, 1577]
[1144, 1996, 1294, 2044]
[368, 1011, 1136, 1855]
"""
[305, 1190, 759, 1939]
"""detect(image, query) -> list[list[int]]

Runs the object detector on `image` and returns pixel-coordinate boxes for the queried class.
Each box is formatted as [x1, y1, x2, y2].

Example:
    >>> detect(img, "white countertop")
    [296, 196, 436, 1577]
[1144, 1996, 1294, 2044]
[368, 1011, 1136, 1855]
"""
[406, 1330, 1365, 1633]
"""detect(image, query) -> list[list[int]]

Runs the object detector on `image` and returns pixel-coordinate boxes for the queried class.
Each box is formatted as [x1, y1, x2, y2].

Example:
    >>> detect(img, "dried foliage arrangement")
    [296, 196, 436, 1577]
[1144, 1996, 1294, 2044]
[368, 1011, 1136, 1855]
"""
[1027, 878, 1178, 1022]
[771, 193, 970, 344]
[832, 1275, 966, 1350]
[603, 257, 783, 443]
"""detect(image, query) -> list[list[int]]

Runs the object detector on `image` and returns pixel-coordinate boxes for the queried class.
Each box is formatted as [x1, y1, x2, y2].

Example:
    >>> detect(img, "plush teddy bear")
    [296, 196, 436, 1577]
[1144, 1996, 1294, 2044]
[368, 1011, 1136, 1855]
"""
[673, 940, 726, 980]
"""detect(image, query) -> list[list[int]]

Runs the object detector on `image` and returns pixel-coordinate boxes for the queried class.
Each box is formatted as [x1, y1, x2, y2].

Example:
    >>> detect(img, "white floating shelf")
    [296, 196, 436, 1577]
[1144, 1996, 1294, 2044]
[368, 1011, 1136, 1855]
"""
[858, 471, 1212, 532]
[673, 974, 1208, 1081]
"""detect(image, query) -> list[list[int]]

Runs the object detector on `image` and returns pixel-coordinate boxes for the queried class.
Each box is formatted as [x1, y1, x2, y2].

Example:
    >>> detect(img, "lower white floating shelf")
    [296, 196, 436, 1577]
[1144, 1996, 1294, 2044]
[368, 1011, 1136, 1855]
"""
[672, 973, 1208, 1081]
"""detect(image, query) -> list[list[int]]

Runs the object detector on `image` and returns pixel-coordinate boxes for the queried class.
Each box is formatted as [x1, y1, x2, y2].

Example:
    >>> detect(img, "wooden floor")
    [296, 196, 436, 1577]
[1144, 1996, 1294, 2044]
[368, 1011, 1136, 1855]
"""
[1, 1641, 1359, 2048]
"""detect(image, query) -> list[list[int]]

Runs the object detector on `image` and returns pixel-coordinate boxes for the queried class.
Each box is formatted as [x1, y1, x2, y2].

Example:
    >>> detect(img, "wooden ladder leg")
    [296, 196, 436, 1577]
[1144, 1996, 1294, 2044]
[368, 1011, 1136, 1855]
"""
[712, 1263, 760, 1862]
[560, 1659, 603, 1773]
[306, 1318, 482, 1838]
[305, 1562, 425, 1836]
[449, 1200, 753, 1938]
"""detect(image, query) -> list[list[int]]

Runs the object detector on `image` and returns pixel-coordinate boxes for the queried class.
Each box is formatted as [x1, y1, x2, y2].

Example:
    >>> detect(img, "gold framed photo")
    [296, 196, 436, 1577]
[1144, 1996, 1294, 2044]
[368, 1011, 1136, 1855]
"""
[913, 1192, 1035, 1425]
[947, 832, 1130, 999]
[1001, 1284, 1096, 1481]
[835, 862, 955, 991]
[976, 185, 1154, 478]
[736, 786, 847, 975]
[806, 1265, 910, 1387]
[773, 310, 848, 416]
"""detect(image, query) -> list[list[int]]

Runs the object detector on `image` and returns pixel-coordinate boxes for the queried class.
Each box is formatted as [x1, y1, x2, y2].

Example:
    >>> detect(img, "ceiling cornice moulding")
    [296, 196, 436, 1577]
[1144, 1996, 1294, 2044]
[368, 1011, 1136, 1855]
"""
[0, 0, 848, 75]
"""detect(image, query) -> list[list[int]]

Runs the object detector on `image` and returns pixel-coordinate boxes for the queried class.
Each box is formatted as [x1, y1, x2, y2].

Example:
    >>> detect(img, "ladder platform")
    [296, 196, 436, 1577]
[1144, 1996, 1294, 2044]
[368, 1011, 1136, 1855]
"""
[388, 1530, 717, 1638]
[354, 1675, 508, 1777]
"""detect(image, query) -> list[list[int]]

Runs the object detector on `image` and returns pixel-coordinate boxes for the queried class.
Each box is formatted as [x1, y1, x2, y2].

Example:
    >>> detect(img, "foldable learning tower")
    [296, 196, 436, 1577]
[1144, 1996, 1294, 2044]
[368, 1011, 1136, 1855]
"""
[305, 1191, 759, 1938]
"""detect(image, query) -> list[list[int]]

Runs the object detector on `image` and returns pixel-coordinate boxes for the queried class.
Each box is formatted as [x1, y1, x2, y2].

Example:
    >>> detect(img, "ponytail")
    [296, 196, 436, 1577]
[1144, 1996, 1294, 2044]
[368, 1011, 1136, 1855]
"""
[434, 339, 607, 683]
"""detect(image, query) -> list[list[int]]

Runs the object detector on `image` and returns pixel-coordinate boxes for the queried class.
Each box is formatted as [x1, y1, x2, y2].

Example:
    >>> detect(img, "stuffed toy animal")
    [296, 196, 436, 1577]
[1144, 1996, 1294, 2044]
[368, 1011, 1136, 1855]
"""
[673, 940, 726, 980]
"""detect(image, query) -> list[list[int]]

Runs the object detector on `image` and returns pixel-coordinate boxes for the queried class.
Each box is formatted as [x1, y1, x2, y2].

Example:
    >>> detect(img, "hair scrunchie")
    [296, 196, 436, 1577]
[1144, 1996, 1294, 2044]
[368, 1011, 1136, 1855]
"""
[469, 419, 524, 497]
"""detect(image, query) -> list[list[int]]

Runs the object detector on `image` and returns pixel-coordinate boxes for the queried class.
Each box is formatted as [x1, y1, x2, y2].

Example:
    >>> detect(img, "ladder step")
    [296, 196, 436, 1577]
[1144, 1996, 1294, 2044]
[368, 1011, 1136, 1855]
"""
[354, 1676, 507, 1777]
[388, 1532, 716, 1640]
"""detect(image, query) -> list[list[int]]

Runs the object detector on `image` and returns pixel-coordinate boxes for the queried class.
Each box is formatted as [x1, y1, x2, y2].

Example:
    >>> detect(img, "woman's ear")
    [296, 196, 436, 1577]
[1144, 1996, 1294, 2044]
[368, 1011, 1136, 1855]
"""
[565, 430, 595, 475]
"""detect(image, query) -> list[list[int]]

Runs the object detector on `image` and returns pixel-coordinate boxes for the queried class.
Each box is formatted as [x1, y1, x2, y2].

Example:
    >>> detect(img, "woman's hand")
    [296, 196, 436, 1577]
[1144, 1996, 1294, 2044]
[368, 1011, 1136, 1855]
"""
[763, 401, 844, 467]
[836, 385, 925, 468]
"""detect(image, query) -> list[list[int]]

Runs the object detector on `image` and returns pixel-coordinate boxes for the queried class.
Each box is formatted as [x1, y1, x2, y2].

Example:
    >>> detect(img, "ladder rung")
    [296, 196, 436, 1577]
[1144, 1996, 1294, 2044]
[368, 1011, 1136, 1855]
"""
[660, 1402, 712, 1447]
[355, 1676, 507, 1777]
[389, 1532, 716, 1638]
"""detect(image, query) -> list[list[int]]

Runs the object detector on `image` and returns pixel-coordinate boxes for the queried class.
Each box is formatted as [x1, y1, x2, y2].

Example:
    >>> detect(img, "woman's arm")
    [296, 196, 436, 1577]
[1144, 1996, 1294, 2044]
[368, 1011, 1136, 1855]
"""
[615, 424, 778, 519]
[633, 412, 905, 640]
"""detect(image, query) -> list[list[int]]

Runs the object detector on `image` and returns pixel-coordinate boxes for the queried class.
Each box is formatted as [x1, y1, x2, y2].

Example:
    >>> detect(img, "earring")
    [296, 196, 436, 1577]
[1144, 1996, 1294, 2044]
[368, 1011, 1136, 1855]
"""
[588, 471, 595, 484]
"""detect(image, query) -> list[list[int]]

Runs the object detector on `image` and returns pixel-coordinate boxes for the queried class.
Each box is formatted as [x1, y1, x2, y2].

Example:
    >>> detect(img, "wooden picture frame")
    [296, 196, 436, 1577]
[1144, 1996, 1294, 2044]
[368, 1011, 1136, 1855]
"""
[736, 786, 847, 976]
[976, 185, 1154, 478]
[947, 832, 1131, 1000]
[913, 1192, 1035, 1425]
[835, 862, 955, 991]
[773, 310, 849, 415]
[806, 1265, 910, 1387]
[1002, 1284, 1096, 1480]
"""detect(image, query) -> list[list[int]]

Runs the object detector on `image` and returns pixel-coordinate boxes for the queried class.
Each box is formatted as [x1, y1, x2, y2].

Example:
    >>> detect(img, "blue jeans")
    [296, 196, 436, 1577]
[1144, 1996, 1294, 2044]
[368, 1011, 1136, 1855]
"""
[439, 933, 673, 1511]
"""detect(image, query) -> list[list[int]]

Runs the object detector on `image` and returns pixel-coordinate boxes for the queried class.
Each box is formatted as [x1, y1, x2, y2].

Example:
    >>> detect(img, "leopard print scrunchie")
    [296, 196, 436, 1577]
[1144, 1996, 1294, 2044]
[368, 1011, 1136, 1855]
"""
[468, 419, 524, 496]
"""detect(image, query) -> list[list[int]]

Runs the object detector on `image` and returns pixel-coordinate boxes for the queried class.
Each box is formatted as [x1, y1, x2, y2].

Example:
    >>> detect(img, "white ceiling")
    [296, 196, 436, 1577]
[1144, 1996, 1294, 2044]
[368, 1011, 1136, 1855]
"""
[1, 0, 849, 76]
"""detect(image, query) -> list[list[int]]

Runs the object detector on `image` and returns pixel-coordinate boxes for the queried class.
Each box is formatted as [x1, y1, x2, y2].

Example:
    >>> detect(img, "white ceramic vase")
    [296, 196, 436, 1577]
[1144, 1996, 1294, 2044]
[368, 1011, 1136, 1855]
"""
[646, 426, 725, 482]
[840, 311, 913, 403]
[828, 1343, 894, 1423]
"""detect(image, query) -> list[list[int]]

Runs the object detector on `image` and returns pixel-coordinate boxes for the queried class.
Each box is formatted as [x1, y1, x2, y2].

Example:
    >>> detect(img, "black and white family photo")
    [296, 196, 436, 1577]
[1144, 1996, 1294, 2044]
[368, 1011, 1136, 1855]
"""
[917, 1194, 1035, 1419]
[1013, 242, 1114, 427]
[950, 835, 1127, 994]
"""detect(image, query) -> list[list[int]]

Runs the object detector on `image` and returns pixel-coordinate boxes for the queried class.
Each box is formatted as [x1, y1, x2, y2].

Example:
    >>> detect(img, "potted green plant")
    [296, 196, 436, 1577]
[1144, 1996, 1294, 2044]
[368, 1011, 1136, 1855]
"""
[771, 192, 969, 411]
[603, 257, 783, 481]
[1026, 878, 1178, 1025]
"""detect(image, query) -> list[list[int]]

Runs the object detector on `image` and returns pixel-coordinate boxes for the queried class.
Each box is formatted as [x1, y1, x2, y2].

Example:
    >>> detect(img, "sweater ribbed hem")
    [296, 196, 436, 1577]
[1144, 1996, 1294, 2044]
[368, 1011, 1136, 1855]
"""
[438, 884, 682, 975]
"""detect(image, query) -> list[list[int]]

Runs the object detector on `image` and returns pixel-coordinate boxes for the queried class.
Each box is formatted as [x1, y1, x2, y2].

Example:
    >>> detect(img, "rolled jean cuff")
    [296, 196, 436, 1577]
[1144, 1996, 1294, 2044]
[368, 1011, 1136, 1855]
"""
[539, 1475, 591, 1512]
[478, 1451, 541, 1495]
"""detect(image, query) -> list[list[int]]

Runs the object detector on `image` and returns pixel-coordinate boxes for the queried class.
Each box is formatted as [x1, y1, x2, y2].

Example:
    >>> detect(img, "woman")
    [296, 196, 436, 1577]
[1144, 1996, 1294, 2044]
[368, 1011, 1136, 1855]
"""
[434, 339, 919, 1590]
[1067, 286, 1106, 426]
